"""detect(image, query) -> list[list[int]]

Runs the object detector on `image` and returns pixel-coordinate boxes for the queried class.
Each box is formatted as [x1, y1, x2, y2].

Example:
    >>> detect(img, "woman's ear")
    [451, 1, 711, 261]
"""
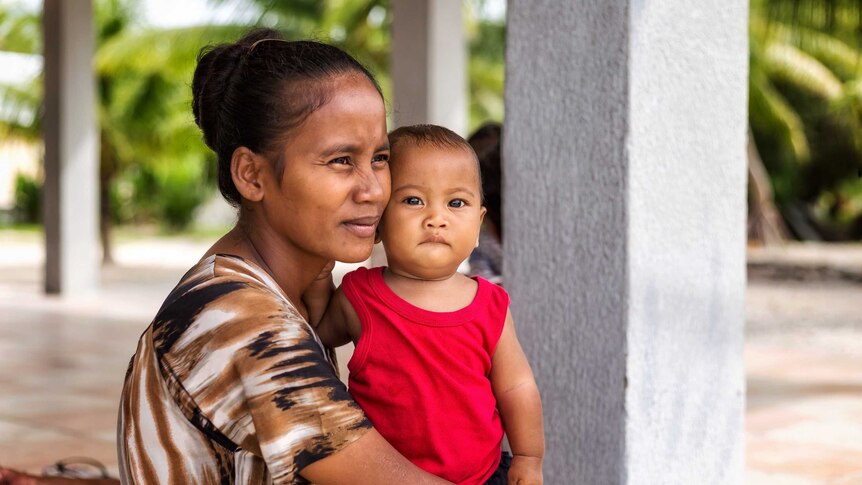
[231, 147, 265, 202]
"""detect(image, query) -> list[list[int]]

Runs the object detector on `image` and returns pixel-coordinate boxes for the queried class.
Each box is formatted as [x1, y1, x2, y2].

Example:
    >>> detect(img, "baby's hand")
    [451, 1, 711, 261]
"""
[507, 455, 542, 485]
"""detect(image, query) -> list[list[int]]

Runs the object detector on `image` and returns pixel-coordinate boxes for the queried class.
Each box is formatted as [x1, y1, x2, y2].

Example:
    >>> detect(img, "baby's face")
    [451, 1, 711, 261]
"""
[379, 143, 486, 280]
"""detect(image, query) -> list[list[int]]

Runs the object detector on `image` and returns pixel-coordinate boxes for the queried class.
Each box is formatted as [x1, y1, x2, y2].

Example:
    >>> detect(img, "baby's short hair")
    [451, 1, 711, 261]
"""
[388, 124, 483, 199]
[389, 124, 475, 157]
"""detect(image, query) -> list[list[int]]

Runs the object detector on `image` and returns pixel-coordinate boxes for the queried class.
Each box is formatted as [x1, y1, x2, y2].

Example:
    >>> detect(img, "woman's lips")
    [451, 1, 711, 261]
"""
[342, 217, 379, 238]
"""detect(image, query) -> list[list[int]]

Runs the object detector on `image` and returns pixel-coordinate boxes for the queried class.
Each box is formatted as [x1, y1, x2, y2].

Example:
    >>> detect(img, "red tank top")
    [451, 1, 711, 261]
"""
[343, 267, 509, 485]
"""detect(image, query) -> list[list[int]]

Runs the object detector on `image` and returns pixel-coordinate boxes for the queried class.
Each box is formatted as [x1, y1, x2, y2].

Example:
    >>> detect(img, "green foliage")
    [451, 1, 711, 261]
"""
[0, 79, 40, 141]
[750, 1, 862, 238]
[153, 158, 210, 229]
[12, 172, 40, 224]
[0, 6, 40, 54]
[467, 10, 505, 131]
[214, 0, 507, 131]
[0, 0, 511, 234]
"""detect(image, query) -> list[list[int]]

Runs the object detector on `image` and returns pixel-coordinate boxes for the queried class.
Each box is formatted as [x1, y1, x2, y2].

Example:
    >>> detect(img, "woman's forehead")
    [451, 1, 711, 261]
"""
[289, 78, 387, 149]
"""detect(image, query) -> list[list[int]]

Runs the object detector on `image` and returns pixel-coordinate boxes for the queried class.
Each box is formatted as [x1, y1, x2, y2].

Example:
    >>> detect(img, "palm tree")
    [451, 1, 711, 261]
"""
[0, 0, 252, 261]
[749, 0, 862, 241]
[209, 0, 507, 131]
[0, 4, 41, 143]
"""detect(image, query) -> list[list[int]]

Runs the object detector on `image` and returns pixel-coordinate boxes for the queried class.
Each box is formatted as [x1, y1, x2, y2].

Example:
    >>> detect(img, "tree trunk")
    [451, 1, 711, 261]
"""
[747, 130, 790, 245]
[100, 139, 115, 265]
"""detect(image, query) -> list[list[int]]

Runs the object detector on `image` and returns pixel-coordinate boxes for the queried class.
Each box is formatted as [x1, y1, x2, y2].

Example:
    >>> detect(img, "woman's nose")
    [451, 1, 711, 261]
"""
[354, 166, 388, 204]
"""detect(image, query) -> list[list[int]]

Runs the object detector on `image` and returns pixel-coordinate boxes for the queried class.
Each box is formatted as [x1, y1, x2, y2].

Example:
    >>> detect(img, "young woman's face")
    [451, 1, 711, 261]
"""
[260, 74, 390, 264]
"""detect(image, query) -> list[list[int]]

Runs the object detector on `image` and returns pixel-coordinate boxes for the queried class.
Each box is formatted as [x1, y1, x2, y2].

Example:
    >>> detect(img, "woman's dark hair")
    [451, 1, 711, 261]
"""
[192, 28, 382, 206]
[468, 122, 502, 236]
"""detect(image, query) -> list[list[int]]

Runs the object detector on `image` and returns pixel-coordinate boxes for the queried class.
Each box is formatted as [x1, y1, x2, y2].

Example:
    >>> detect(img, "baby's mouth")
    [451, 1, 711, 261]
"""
[422, 234, 447, 244]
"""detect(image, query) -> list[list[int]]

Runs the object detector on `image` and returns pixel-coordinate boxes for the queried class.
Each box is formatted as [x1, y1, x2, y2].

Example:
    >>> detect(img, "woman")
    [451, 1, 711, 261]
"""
[116, 29, 450, 484]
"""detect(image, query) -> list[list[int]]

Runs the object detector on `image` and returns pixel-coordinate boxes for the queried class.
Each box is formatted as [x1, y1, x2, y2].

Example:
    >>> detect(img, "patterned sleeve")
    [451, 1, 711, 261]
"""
[155, 272, 371, 483]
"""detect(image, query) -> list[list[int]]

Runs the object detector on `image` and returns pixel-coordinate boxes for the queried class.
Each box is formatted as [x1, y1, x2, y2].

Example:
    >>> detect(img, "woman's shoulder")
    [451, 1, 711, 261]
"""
[151, 254, 308, 358]
[173, 253, 294, 306]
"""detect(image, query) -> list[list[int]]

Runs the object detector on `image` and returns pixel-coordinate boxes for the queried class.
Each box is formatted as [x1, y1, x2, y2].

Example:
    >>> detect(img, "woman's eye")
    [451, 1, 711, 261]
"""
[449, 199, 467, 208]
[329, 156, 350, 165]
[372, 153, 389, 164]
[403, 196, 423, 206]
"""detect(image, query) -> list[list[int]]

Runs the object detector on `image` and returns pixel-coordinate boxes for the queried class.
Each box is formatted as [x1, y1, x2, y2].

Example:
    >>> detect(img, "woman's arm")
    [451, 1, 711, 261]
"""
[300, 429, 452, 485]
[489, 309, 545, 485]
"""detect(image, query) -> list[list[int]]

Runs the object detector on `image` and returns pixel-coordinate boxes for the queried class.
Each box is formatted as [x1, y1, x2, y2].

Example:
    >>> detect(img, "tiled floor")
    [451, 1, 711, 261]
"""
[1, 235, 861, 483]
[0, 267, 175, 476]
[745, 277, 862, 485]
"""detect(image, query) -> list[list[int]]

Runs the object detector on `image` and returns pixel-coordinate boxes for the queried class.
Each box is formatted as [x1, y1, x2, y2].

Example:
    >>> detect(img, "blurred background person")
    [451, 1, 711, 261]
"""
[468, 122, 503, 284]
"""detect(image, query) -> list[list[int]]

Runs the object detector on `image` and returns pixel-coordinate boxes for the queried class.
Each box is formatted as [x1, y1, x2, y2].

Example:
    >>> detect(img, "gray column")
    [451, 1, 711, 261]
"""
[391, 0, 467, 135]
[43, 0, 99, 294]
[504, 2, 747, 484]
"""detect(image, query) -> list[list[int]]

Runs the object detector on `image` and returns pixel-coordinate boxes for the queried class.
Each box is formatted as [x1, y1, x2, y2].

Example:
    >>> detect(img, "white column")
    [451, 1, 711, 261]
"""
[504, 1, 747, 483]
[391, 0, 467, 136]
[43, 0, 99, 294]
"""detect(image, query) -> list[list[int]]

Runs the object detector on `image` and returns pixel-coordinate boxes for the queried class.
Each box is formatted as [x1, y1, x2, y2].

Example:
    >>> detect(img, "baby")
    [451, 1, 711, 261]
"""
[311, 124, 544, 485]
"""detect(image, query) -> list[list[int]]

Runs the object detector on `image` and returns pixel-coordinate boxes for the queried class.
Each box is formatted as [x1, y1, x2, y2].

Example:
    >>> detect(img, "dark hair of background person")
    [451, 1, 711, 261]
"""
[388, 124, 483, 199]
[467, 122, 502, 237]
[192, 28, 382, 207]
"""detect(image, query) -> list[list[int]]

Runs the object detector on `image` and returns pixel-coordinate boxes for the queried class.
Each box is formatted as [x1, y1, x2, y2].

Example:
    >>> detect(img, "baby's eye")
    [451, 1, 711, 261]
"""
[449, 199, 467, 208]
[329, 156, 350, 165]
[403, 196, 423, 206]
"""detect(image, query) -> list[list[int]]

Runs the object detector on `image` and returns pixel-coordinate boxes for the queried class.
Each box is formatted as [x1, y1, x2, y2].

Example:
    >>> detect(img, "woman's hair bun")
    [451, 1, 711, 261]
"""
[192, 29, 284, 155]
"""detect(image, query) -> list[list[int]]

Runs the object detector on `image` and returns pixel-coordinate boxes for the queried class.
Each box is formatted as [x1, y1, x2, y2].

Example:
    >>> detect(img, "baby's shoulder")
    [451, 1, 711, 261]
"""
[471, 273, 509, 306]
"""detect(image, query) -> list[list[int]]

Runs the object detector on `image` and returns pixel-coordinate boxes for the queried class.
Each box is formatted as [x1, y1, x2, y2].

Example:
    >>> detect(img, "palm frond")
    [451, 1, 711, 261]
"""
[0, 8, 40, 54]
[749, 69, 812, 164]
[0, 81, 41, 141]
[761, 0, 862, 40]
[96, 25, 254, 79]
[763, 42, 844, 100]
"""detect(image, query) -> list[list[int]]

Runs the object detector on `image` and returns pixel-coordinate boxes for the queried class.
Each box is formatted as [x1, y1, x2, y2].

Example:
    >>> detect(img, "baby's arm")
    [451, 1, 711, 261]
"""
[313, 287, 362, 348]
[490, 309, 545, 485]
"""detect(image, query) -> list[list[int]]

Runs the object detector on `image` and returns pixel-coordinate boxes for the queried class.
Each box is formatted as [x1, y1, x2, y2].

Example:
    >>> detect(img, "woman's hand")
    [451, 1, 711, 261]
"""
[507, 455, 543, 485]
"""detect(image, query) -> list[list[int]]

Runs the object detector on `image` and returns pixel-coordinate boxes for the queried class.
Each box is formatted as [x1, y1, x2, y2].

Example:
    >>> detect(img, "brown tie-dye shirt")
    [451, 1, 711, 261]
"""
[118, 254, 371, 484]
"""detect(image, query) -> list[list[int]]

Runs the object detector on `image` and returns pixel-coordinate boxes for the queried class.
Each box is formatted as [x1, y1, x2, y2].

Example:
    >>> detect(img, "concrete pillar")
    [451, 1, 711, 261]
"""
[43, 0, 99, 294]
[391, 0, 467, 135]
[504, 2, 747, 484]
